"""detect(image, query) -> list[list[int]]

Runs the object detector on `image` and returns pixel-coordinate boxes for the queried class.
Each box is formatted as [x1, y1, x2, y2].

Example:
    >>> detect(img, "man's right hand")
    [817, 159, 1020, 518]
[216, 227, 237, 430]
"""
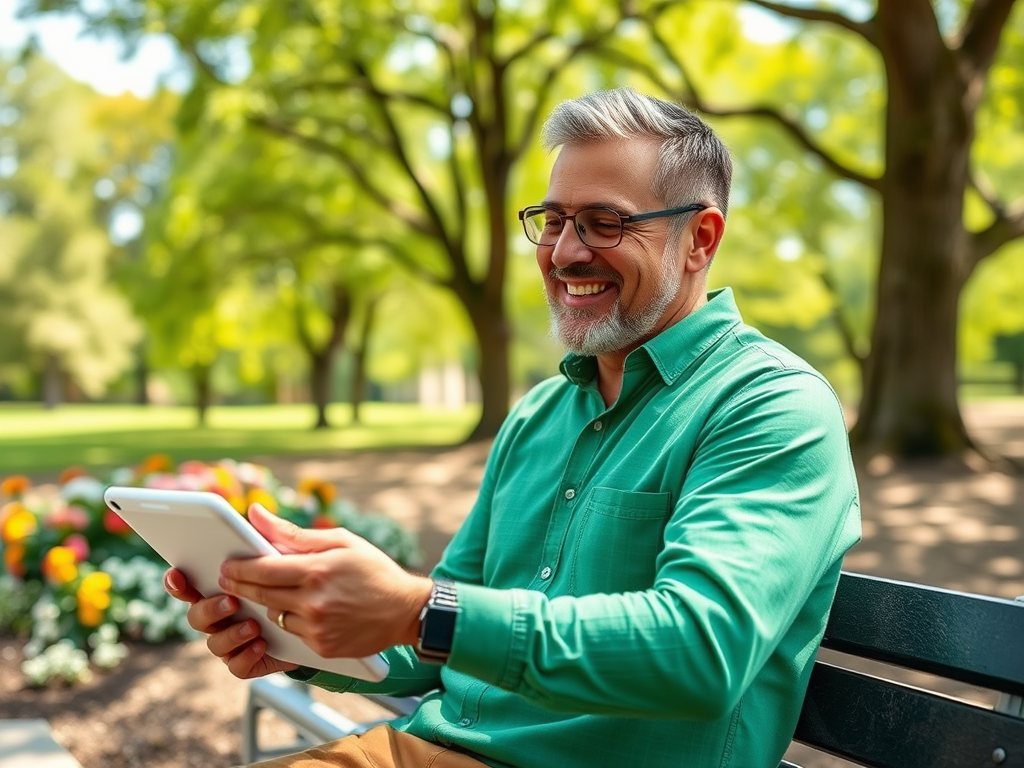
[164, 567, 300, 679]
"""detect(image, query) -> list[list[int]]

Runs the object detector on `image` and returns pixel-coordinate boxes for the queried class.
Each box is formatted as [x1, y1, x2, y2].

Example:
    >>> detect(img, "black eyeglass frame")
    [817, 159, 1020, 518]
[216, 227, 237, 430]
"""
[518, 203, 708, 249]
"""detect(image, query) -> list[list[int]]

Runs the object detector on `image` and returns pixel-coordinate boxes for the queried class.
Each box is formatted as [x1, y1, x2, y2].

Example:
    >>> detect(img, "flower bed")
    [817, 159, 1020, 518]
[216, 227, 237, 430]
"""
[0, 457, 422, 686]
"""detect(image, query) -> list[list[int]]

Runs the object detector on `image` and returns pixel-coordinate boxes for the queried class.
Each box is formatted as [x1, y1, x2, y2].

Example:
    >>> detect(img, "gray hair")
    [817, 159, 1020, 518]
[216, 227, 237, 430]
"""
[541, 88, 733, 223]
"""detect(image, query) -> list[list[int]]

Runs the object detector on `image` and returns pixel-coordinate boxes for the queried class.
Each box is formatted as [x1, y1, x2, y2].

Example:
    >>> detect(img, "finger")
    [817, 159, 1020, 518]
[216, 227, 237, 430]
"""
[223, 638, 299, 679]
[217, 574, 292, 611]
[270, 608, 305, 638]
[164, 568, 203, 604]
[186, 594, 240, 634]
[206, 617, 262, 659]
[249, 503, 353, 554]
[221, 553, 319, 588]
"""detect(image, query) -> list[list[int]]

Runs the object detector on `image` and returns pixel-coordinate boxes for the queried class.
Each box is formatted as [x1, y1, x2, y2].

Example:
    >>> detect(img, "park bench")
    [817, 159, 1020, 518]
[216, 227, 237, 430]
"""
[242, 571, 1024, 767]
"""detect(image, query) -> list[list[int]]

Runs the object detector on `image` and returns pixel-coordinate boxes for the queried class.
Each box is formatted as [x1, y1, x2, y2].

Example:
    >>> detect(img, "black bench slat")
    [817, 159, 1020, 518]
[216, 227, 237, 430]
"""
[822, 572, 1024, 695]
[794, 663, 1024, 768]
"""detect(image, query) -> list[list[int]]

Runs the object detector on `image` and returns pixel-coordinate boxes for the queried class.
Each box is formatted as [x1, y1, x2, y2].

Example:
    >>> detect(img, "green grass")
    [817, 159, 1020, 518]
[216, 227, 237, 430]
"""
[0, 402, 479, 476]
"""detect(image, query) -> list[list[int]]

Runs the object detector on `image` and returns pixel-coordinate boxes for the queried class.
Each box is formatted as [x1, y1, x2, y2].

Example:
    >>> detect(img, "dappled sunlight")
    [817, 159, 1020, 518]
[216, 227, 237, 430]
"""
[845, 401, 1024, 599]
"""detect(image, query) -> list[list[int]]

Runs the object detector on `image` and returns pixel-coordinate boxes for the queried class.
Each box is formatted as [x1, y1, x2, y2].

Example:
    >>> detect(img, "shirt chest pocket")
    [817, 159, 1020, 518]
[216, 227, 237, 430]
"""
[567, 487, 672, 595]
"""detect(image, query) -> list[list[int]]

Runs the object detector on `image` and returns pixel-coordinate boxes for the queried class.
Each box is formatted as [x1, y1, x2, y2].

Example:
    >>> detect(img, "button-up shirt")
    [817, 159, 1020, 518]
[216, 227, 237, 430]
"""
[298, 287, 861, 768]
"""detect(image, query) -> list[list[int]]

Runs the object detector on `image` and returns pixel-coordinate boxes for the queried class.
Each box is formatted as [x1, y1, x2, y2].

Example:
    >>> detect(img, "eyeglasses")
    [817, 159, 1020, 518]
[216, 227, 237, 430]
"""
[518, 203, 707, 249]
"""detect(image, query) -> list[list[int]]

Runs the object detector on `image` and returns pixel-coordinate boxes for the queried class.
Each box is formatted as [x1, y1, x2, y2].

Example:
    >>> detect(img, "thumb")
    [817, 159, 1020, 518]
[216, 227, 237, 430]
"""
[247, 503, 337, 554]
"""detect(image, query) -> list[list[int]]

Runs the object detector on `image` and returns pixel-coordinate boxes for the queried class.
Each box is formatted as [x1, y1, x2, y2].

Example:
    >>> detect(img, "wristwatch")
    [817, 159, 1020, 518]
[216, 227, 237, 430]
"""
[416, 579, 460, 663]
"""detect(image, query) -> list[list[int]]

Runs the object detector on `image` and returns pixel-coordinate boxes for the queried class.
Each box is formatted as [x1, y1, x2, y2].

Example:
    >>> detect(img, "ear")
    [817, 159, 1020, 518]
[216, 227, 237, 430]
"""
[683, 208, 726, 274]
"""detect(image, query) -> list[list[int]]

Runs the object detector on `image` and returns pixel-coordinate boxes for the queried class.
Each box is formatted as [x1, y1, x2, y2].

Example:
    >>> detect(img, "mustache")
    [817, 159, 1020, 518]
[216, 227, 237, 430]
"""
[549, 265, 621, 284]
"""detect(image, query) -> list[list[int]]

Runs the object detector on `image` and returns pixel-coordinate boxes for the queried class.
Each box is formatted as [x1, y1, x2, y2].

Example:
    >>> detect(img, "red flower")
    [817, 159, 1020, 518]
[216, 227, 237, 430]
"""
[103, 508, 133, 535]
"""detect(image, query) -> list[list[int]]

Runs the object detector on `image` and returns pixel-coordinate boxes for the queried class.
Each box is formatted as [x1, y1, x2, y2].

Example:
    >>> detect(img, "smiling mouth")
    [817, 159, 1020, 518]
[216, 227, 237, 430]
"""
[566, 283, 611, 296]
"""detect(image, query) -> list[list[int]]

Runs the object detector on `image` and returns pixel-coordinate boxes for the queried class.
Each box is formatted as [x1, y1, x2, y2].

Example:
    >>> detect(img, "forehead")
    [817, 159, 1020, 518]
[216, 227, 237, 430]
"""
[545, 137, 662, 211]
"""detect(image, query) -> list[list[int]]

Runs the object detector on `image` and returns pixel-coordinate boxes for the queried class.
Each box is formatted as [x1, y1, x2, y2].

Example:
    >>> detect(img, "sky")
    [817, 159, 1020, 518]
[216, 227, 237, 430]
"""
[0, 0, 189, 96]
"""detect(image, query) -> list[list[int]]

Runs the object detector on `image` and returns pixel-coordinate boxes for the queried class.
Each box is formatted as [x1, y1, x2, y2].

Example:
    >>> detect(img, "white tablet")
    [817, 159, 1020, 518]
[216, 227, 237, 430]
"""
[103, 485, 389, 682]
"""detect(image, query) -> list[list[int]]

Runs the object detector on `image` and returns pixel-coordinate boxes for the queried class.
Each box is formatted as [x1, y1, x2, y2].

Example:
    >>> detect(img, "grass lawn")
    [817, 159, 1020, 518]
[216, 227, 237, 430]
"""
[0, 402, 479, 476]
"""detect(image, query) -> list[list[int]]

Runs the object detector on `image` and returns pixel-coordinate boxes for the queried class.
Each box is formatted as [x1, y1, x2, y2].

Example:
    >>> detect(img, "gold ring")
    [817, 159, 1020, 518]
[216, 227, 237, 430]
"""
[276, 610, 289, 632]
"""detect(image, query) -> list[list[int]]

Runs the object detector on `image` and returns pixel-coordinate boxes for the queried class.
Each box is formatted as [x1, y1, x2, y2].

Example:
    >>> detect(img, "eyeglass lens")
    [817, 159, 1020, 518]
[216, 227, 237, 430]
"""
[524, 209, 623, 248]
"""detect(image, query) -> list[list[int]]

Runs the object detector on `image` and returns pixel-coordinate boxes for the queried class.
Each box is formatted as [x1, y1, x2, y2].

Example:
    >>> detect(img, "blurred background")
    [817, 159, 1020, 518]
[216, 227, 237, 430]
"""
[1, 3, 1023, 767]
[1, 0, 1023, 476]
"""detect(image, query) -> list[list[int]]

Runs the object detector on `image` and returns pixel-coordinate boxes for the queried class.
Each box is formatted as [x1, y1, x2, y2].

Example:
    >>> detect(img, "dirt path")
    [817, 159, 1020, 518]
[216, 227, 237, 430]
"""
[2, 400, 1022, 767]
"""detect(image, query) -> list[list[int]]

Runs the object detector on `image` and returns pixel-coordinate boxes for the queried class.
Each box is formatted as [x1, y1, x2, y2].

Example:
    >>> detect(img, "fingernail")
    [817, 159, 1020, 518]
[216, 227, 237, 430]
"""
[239, 622, 253, 638]
[164, 571, 180, 591]
[219, 596, 233, 614]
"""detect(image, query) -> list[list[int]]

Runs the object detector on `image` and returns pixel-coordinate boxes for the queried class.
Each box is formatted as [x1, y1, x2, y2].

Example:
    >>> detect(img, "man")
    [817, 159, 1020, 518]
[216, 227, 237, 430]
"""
[166, 87, 861, 768]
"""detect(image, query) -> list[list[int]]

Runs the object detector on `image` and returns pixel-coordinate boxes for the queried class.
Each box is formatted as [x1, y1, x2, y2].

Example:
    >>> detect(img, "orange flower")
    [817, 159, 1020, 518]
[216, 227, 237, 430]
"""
[139, 454, 174, 475]
[311, 514, 335, 530]
[58, 467, 89, 485]
[77, 571, 112, 627]
[1, 475, 30, 497]
[1, 506, 37, 544]
[3, 543, 25, 578]
[246, 488, 278, 515]
[298, 479, 336, 506]
[42, 546, 79, 585]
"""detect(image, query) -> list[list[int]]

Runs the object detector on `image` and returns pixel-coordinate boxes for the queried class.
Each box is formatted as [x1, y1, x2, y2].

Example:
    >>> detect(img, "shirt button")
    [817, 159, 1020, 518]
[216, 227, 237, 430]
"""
[564, 488, 576, 500]
[541, 567, 552, 580]
[459, 718, 473, 727]
[593, 421, 603, 431]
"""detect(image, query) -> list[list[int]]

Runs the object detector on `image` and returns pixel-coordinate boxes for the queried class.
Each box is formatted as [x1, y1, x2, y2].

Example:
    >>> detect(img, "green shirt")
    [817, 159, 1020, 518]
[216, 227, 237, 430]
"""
[299, 288, 861, 768]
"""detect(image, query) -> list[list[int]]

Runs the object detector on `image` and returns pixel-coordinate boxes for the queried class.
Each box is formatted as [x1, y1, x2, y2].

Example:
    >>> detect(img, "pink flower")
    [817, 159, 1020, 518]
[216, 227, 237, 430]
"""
[43, 505, 90, 531]
[63, 533, 90, 562]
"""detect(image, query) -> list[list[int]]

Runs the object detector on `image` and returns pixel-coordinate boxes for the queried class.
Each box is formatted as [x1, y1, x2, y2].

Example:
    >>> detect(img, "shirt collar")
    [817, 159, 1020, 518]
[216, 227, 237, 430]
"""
[558, 288, 742, 387]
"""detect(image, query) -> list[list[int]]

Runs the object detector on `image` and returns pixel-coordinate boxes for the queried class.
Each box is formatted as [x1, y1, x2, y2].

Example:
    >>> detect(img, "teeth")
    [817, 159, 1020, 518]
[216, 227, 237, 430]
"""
[566, 283, 608, 296]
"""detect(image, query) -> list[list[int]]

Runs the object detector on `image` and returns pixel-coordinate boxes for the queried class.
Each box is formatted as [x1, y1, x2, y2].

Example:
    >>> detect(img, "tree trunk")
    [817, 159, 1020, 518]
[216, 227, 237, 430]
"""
[849, 8, 976, 459]
[465, 292, 512, 442]
[134, 345, 149, 406]
[42, 353, 61, 410]
[193, 365, 212, 427]
[309, 350, 333, 429]
[350, 295, 381, 426]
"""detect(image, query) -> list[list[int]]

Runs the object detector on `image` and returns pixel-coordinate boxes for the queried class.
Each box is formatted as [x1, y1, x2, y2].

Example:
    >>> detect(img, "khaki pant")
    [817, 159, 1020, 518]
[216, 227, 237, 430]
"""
[244, 724, 489, 768]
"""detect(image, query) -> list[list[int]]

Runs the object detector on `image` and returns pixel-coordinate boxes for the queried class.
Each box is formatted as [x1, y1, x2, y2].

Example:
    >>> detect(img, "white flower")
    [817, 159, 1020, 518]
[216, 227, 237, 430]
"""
[92, 642, 128, 669]
[60, 477, 107, 505]
[109, 467, 135, 486]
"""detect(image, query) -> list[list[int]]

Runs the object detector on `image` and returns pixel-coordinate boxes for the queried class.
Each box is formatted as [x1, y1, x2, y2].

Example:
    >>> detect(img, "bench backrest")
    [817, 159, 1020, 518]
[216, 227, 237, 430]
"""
[789, 571, 1024, 768]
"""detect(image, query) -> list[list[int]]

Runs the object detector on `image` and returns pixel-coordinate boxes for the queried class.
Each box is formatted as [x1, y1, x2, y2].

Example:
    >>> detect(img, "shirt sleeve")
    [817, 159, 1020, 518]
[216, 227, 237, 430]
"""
[445, 370, 861, 719]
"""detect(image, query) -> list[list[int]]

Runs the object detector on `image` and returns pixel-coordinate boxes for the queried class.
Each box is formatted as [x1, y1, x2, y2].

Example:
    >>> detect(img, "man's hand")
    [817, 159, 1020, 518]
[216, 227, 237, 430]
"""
[217, 504, 433, 660]
[164, 562, 299, 680]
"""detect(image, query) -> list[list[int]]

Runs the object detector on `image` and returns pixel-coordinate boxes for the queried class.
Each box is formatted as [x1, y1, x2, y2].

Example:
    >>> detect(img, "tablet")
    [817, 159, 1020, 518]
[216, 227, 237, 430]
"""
[103, 485, 389, 682]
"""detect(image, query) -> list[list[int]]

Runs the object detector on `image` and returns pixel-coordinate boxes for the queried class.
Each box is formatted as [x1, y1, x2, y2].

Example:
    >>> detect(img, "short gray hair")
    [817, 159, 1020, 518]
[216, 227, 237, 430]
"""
[541, 88, 733, 222]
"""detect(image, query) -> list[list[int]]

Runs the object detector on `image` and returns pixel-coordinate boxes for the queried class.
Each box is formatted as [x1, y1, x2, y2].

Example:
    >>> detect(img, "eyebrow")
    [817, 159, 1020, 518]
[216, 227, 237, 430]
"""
[539, 200, 632, 214]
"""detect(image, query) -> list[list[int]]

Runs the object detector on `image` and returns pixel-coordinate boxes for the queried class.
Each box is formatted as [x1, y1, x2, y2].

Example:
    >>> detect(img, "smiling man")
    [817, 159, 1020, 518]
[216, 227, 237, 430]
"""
[166, 88, 861, 768]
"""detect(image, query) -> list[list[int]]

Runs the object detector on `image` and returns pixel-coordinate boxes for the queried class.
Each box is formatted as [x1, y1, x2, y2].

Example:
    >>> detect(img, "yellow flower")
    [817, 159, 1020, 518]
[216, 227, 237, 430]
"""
[1, 475, 30, 497]
[246, 488, 278, 514]
[42, 546, 79, 585]
[1, 507, 37, 544]
[77, 571, 113, 627]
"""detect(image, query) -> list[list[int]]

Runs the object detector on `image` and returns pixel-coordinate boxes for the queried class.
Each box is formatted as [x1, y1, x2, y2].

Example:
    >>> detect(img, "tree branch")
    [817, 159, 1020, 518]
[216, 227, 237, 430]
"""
[737, 0, 878, 46]
[248, 114, 436, 239]
[969, 200, 1024, 269]
[639, 22, 883, 191]
[956, 0, 1017, 77]
[818, 265, 866, 364]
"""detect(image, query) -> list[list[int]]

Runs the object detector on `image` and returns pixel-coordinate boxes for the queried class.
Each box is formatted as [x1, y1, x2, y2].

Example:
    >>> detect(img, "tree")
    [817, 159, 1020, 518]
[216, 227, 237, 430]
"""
[23, 0, 652, 439]
[592, 0, 1022, 461]
[0, 55, 143, 405]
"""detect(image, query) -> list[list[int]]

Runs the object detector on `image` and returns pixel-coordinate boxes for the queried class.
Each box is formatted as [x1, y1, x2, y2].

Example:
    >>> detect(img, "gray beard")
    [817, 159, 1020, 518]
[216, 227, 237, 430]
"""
[547, 258, 680, 356]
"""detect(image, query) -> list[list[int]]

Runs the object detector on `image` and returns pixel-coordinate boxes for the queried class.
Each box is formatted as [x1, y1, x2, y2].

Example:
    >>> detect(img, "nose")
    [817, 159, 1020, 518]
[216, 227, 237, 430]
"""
[549, 221, 594, 269]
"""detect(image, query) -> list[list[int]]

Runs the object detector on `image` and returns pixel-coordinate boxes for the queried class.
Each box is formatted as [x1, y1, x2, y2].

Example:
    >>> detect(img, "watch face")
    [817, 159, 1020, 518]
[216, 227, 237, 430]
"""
[418, 580, 459, 658]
